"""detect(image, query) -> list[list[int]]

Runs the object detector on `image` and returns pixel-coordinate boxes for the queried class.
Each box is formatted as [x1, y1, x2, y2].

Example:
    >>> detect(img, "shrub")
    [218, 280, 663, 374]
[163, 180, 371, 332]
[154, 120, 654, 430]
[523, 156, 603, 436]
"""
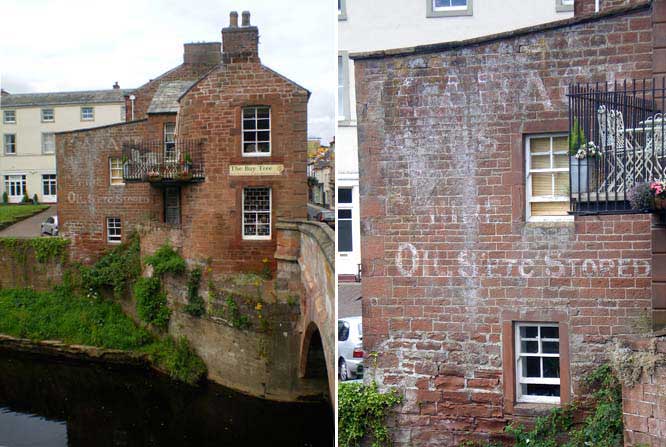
[184, 267, 205, 317]
[628, 182, 653, 210]
[32, 194, 38, 204]
[81, 235, 141, 297]
[134, 277, 171, 329]
[2, 192, 7, 205]
[143, 337, 207, 385]
[145, 244, 186, 276]
[338, 381, 402, 447]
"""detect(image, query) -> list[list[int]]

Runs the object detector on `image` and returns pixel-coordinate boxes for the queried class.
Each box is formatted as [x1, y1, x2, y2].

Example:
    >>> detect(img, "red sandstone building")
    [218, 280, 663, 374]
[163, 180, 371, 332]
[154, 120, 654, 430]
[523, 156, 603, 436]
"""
[56, 12, 309, 273]
[353, 0, 666, 445]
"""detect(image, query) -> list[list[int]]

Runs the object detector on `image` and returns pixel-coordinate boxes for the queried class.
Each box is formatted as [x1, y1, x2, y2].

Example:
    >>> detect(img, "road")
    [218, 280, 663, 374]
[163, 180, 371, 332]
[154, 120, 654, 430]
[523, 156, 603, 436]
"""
[0, 205, 57, 238]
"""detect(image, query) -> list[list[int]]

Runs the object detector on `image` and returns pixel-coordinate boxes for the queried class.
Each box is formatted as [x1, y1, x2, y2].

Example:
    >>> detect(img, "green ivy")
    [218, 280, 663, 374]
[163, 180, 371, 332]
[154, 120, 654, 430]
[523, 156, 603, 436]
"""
[144, 244, 186, 276]
[338, 381, 402, 447]
[184, 267, 205, 317]
[81, 235, 141, 297]
[226, 295, 251, 329]
[134, 277, 171, 330]
[0, 237, 69, 264]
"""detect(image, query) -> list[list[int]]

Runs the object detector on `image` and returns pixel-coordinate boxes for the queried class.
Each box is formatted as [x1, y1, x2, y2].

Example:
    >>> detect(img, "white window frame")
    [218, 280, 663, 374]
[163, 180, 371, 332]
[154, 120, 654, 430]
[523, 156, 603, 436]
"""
[241, 106, 271, 157]
[338, 52, 351, 122]
[41, 132, 55, 154]
[164, 123, 177, 162]
[81, 106, 95, 121]
[3, 134, 16, 155]
[427, 0, 473, 17]
[41, 108, 55, 122]
[515, 323, 561, 404]
[338, 0, 347, 20]
[525, 134, 573, 223]
[556, 0, 574, 12]
[4, 174, 26, 203]
[242, 187, 272, 240]
[3, 110, 16, 124]
[106, 217, 122, 244]
[41, 174, 57, 200]
[109, 158, 125, 186]
[337, 187, 354, 253]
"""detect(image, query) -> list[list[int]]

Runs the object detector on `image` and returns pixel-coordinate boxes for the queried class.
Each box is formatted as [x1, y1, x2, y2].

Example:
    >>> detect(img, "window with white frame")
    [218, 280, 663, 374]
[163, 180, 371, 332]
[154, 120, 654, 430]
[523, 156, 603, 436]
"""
[4, 175, 26, 199]
[338, 0, 347, 20]
[515, 323, 561, 403]
[338, 187, 353, 252]
[110, 158, 124, 185]
[338, 53, 351, 121]
[42, 174, 57, 198]
[526, 134, 570, 221]
[557, 0, 574, 12]
[42, 133, 55, 154]
[164, 123, 176, 161]
[427, 0, 473, 17]
[41, 108, 55, 122]
[3, 110, 16, 124]
[107, 217, 122, 244]
[242, 107, 271, 156]
[81, 106, 94, 121]
[242, 187, 271, 239]
[3, 134, 16, 155]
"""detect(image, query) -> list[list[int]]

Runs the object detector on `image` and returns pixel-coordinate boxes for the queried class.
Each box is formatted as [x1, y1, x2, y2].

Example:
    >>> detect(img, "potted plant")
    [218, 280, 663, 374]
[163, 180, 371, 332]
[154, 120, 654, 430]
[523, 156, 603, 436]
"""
[650, 180, 666, 210]
[569, 119, 601, 193]
[628, 182, 653, 211]
[147, 169, 162, 182]
[184, 154, 193, 171]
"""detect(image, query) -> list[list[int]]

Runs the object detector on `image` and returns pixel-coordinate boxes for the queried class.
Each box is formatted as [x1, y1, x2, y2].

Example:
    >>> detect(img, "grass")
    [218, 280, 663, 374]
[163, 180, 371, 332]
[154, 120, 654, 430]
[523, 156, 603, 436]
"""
[0, 287, 206, 384]
[0, 204, 49, 229]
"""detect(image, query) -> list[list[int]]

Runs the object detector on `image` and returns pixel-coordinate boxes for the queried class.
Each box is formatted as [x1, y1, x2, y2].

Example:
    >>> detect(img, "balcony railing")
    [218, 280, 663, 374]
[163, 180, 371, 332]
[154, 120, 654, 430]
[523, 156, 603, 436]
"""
[122, 139, 205, 183]
[568, 80, 666, 214]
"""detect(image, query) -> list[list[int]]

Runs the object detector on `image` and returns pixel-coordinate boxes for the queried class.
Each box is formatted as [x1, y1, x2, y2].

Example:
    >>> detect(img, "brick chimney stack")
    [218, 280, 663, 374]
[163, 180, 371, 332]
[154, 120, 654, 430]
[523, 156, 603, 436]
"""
[222, 10, 259, 64]
[183, 42, 222, 65]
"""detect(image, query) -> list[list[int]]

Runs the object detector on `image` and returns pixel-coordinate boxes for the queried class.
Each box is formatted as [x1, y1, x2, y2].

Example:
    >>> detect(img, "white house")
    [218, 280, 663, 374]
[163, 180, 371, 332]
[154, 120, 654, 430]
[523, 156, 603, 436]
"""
[337, 0, 575, 278]
[0, 87, 128, 203]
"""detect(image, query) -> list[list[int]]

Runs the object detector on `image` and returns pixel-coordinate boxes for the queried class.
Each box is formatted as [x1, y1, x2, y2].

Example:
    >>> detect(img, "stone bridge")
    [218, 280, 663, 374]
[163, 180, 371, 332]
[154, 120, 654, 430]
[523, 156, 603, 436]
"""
[274, 219, 335, 405]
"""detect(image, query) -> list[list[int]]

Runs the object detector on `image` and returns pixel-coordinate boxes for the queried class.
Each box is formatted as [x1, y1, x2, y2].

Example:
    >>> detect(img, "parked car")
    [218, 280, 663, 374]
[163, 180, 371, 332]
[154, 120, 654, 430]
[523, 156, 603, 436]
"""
[315, 210, 335, 228]
[338, 316, 363, 381]
[40, 216, 58, 236]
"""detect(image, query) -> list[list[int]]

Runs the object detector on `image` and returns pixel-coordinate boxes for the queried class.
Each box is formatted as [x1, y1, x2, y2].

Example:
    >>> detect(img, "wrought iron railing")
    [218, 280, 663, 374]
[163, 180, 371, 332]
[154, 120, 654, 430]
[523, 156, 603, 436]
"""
[122, 139, 205, 182]
[568, 79, 666, 214]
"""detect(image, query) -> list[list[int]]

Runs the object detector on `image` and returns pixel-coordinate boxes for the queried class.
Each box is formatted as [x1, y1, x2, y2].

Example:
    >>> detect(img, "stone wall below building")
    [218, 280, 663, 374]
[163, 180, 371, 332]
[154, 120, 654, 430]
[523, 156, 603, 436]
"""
[0, 239, 68, 291]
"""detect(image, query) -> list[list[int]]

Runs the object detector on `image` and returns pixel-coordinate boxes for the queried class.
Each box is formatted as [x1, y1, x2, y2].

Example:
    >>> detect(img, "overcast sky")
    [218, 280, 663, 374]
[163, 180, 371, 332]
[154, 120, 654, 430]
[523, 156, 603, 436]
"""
[0, 0, 335, 143]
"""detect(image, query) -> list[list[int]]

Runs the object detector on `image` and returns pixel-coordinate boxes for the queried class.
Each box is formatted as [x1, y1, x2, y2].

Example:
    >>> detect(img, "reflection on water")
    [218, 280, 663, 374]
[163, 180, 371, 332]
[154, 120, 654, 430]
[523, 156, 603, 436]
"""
[0, 351, 333, 447]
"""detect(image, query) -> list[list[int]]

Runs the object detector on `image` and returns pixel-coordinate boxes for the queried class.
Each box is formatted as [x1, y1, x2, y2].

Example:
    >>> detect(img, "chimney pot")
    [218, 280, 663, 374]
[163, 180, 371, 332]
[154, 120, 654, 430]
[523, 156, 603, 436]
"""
[113, 82, 120, 89]
[241, 11, 250, 27]
[230, 11, 238, 27]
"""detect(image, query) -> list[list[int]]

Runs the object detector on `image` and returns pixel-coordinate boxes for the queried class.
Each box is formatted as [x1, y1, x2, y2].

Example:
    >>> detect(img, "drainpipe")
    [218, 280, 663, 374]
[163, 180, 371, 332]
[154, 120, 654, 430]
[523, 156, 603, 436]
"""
[129, 94, 136, 121]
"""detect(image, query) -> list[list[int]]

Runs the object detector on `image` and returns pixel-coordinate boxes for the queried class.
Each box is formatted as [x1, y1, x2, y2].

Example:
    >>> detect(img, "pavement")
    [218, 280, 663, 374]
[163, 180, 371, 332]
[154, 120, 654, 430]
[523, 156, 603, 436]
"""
[0, 205, 57, 238]
[338, 282, 362, 318]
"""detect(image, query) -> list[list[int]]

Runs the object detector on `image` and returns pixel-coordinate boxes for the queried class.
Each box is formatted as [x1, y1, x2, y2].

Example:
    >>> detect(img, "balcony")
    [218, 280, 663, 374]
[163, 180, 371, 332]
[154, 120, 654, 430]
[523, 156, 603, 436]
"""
[122, 139, 205, 184]
[568, 80, 666, 214]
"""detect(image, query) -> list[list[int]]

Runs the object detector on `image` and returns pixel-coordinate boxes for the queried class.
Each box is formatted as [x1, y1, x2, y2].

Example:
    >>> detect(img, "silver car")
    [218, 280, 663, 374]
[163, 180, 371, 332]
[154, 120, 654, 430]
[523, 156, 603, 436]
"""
[40, 216, 58, 236]
[338, 316, 363, 381]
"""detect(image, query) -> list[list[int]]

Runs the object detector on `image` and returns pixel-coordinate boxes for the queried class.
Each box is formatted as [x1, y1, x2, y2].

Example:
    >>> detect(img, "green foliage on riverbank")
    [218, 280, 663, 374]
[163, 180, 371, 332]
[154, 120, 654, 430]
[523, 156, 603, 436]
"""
[134, 277, 171, 329]
[0, 204, 49, 229]
[0, 237, 69, 265]
[81, 236, 141, 297]
[0, 288, 206, 385]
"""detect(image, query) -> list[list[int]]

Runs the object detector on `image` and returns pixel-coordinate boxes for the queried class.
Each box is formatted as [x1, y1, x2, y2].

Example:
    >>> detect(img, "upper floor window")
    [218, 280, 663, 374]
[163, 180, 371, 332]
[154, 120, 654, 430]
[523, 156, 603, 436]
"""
[242, 187, 271, 239]
[338, 0, 347, 20]
[3, 110, 16, 124]
[110, 158, 124, 185]
[81, 106, 94, 121]
[525, 134, 571, 222]
[242, 107, 271, 156]
[427, 0, 473, 17]
[515, 323, 561, 404]
[3, 134, 16, 155]
[338, 53, 351, 121]
[42, 133, 55, 154]
[557, 0, 574, 12]
[41, 108, 55, 122]
[164, 123, 176, 161]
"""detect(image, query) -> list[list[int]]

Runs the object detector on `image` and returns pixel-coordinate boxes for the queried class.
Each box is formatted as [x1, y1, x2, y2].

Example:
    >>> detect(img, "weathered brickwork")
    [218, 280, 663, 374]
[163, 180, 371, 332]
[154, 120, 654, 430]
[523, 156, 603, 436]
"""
[575, 0, 647, 16]
[622, 338, 666, 446]
[353, 4, 658, 445]
[58, 14, 308, 274]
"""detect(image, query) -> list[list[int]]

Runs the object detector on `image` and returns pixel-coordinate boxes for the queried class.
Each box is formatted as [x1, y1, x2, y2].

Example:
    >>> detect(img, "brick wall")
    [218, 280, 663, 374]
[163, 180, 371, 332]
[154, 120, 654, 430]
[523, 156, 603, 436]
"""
[575, 0, 647, 16]
[622, 338, 666, 446]
[353, 4, 656, 445]
[0, 241, 67, 290]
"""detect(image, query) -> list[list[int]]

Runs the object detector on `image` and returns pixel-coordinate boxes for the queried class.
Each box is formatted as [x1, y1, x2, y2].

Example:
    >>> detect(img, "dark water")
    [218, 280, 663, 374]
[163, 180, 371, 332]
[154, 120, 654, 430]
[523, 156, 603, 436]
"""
[0, 351, 333, 447]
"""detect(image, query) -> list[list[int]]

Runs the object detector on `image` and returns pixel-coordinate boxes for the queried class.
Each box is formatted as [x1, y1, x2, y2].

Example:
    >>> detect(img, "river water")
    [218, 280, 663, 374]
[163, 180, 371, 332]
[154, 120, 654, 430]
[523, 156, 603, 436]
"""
[0, 351, 333, 446]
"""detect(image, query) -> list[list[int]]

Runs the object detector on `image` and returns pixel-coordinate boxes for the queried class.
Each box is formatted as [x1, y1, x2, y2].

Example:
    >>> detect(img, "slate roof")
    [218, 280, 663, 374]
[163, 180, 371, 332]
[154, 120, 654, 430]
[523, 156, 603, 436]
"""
[147, 81, 195, 114]
[0, 89, 131, 108]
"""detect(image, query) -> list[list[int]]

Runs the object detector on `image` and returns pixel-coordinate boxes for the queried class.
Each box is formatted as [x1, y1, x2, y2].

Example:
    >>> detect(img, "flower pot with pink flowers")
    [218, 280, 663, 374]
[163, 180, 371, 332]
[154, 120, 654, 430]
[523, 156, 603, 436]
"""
[651, 180, 666, 210]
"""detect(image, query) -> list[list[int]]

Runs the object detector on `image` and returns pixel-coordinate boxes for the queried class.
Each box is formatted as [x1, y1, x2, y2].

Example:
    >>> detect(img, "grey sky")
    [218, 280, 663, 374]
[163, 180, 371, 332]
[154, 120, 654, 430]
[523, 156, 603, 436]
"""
[0, 0, 335, 143]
